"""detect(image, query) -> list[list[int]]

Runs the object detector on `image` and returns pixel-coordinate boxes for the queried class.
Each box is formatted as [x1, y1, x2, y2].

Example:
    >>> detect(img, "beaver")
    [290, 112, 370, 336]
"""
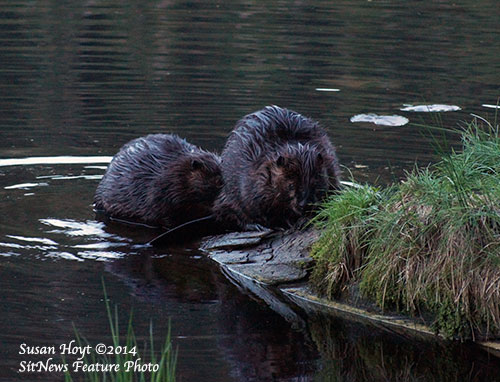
[94, 134, 223, 228]
[213, 105, 341, 230]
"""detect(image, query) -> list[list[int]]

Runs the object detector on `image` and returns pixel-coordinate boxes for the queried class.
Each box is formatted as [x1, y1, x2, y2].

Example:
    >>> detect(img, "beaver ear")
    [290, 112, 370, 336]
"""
[191, 159, 203, 170]
[316, 152, 323, 165]
[277, 155, 286, 167]
[266, 166, 273, 181]
[262, 161, 274, 183]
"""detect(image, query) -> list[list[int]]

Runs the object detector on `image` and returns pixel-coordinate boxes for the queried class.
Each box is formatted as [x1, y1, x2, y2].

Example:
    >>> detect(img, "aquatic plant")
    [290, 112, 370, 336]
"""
[311, 117, 500, 340]
[64, 283, 177, 382]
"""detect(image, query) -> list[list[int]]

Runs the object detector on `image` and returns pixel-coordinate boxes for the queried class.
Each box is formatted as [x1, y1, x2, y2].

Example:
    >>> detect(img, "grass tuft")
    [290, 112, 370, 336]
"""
[311, 118, 500, 340]
[64, 281, 177, 381]
[310, 184, 384, 299]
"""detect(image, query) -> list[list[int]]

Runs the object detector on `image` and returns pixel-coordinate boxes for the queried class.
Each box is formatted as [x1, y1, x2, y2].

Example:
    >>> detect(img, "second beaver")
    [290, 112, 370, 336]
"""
[214, 105, 341, 230]
[94, 134, 223, 228]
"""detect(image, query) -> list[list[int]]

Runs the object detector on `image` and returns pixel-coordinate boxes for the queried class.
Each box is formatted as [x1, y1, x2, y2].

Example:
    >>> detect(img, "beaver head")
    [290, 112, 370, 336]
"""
[251, 143, 330, 227]
[185, 152, 224, 203]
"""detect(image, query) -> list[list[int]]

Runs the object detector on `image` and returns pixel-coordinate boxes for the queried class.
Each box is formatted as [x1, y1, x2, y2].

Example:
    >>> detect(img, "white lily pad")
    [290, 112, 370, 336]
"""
[400, 104, 461, 112]
[350, 113, 409, 127]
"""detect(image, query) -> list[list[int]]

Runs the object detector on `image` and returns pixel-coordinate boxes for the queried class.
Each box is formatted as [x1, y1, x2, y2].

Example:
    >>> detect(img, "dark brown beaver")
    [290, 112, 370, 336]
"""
[214, 105, 341, 230]
[94, 134, 223, 228]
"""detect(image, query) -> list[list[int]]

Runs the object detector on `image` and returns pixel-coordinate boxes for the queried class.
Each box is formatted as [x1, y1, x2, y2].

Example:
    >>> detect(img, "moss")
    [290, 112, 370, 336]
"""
[431, 298, 469, 340]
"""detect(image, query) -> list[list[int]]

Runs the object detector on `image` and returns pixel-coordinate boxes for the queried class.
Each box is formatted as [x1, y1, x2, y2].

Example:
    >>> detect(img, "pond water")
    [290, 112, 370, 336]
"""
[1, 1, 499, 381]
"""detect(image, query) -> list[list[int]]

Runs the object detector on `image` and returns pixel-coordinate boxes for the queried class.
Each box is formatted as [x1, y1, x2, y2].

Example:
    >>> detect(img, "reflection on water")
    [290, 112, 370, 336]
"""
[309, 313, 500, 382]
[4, 182, 49, 190]
[0, 217, 131, 262]
[6, 235, 58, 246]
[0, 156, 113, 167]
[40, 218, 114, 238]
[1, 0, 499, 380]
[36, 174, 103, 180]
[315, 88, 341, 92]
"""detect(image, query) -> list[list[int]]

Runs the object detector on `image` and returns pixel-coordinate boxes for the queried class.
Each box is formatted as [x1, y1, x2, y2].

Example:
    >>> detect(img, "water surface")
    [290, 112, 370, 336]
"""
[1, 1, 499, 381]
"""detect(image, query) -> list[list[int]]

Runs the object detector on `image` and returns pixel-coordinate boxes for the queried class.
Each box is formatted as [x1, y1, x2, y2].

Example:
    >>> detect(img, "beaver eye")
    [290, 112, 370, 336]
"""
[288, 183, 294, 191]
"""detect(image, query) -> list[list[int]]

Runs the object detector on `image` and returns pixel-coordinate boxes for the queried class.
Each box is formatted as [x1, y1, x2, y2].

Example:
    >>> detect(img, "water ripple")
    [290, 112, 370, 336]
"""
[77, 250, 125, 261]
[39, 218, 120, 239]
[6, 235, 58, 246]
[4, 182, 48, 190]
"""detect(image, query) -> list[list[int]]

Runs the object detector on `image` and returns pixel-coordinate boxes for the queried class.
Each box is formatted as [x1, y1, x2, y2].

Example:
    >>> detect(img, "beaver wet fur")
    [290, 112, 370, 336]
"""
[214, 105, 341, 230]
[94, 134, 223, 228]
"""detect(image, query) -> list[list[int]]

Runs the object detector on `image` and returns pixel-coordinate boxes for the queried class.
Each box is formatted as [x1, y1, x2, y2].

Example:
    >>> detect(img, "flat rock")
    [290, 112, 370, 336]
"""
[210, 250, 249, 264]
[201, 229, 274, 251]
[200, 227, 319, 285]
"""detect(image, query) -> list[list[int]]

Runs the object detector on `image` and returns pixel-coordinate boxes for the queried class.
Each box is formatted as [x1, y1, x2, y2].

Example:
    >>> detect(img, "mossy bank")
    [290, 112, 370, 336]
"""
[310, 117, 500, 341]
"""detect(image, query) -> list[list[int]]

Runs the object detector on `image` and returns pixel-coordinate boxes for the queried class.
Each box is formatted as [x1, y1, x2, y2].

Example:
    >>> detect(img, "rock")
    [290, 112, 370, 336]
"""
[200, 227, 319, 285]
[201, 229, 274, 251]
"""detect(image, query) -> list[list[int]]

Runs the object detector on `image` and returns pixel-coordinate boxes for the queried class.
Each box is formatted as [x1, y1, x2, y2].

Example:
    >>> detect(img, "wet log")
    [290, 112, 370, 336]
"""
[199, 227, 500, 357]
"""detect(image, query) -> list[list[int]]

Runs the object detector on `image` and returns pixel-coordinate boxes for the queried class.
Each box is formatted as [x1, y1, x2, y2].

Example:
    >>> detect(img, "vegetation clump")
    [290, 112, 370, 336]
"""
[64, 283, 177, 382]
[311, 118, 500, 340]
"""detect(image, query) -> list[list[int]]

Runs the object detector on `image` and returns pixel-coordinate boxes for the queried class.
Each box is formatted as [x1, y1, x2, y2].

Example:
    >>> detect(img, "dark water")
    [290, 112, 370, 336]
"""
[1, 1, 499, 381]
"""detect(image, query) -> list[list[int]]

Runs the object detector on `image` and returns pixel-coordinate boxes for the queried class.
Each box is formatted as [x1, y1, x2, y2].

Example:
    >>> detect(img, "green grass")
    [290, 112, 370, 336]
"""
[311, 117, 500, 340]
[310, 183, 384, 299]
[64, 282, 177, 382]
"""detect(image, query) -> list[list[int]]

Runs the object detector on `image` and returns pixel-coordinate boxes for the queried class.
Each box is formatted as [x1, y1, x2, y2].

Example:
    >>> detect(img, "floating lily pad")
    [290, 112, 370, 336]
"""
[350, 114, 409, 127]
[400, 104, 461, 112]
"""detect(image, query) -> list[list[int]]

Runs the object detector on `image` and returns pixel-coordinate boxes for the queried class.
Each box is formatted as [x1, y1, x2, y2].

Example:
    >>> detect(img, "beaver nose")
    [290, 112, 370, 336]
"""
[299, 190, 310, 209]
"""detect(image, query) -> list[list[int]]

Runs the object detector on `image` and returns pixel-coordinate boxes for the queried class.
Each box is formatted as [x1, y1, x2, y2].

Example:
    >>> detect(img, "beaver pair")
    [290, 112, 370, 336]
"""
[94, 106, 341, 232]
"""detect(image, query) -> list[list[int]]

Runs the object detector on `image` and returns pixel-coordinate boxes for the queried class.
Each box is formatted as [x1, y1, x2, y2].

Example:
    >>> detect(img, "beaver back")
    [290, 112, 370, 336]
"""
[95, 134, 222, 227]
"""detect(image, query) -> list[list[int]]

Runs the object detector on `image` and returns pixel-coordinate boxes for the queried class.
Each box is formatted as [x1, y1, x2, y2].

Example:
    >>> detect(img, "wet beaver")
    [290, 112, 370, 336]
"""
[94, 134, 223, 228]
[214, 105, 341, 230]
